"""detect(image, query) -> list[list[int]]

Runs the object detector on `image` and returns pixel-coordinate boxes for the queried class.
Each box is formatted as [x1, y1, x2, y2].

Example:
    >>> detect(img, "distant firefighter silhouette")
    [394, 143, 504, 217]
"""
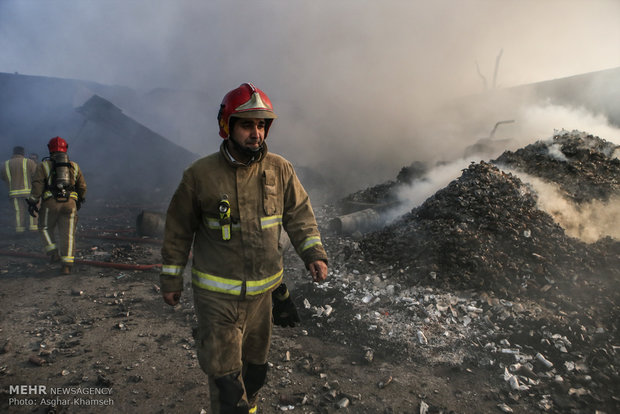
[1, 145, 38, 234]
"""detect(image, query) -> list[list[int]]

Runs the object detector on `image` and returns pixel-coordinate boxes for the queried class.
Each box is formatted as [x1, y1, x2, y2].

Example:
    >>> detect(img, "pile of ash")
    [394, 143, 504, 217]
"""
[359, 132, 620, 300]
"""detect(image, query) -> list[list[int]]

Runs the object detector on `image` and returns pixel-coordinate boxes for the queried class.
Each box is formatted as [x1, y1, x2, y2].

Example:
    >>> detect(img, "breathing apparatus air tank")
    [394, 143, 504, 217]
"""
[51, 152, 72, 198]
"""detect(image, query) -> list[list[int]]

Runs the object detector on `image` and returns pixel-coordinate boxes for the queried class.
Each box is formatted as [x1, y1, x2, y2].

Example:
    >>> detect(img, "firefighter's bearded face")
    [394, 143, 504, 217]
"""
[228, 118, 266, 156]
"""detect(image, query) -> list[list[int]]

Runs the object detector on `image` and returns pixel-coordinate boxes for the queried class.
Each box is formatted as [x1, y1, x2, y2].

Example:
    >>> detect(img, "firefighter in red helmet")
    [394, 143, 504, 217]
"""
[160, 83, 328, 413]
[27, 137, 87, 274]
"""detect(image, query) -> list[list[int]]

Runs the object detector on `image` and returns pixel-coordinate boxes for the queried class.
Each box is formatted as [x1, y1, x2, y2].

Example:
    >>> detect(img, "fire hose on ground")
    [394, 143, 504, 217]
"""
[0, 212, 171, 271]
[0, 250, 161, 271]
[78, 210, 166, 244]
[80, 232, 163, 245]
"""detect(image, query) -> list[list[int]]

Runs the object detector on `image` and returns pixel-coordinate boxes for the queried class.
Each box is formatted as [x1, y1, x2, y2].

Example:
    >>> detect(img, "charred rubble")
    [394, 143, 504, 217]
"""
[494, 131, 620, 203]
[338, 161, 428, 213]
[360, 132, 619, 299]
[294, 131, 619, 413]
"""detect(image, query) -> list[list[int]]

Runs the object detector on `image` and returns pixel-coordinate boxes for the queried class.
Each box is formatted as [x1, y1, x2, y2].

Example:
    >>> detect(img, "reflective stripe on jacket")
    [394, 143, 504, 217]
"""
[2, 155, 37, 198]
[160, 142, 328, 297]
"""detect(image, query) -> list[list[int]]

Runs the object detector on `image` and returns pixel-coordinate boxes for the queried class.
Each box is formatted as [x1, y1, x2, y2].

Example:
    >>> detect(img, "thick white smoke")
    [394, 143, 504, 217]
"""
[384, 158, 471, 223]
[514, 104, 620, 148]
[506, 170, 620, 243]
[388, 118, 619, 242]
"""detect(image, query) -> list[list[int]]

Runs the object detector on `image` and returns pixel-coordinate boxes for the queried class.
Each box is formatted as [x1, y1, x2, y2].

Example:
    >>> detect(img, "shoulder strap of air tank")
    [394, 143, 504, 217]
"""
[71, 161, 79, 180]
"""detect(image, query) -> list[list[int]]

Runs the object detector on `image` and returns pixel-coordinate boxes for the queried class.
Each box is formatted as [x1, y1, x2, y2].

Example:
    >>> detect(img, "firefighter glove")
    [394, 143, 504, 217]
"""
[76, 197, 84, 211]
[26, 199, 39, 218]
[272, 283, 300, 327]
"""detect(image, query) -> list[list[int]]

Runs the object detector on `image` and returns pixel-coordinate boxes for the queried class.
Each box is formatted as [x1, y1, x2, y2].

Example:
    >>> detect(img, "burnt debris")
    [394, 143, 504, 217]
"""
[360, 131, 619, 299]
[295, 131, 619, 413]
[494, 131, 620, 203]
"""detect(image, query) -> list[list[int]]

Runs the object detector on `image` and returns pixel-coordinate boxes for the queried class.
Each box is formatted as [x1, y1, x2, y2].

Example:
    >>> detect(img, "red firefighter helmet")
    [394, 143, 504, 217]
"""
[217, 83, 277, 138]
[48, 136, 68, 153]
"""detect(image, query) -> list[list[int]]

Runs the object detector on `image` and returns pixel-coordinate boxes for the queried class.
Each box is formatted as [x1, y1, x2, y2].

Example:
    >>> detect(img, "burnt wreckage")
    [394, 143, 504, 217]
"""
[300, 131, 619, 413]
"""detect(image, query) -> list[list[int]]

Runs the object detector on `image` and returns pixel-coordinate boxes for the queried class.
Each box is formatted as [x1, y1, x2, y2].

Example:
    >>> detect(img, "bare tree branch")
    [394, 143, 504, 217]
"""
[476, 60, 488, 91]
[492, 48, 504, 89]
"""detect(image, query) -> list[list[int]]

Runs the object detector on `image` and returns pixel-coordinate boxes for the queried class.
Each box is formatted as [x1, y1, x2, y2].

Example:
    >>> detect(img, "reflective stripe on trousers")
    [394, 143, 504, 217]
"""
[10, 197, 36, 233]
[63, 209, 76, 264]
[40, 208, 57, 252]
[39, 201, 78, 263]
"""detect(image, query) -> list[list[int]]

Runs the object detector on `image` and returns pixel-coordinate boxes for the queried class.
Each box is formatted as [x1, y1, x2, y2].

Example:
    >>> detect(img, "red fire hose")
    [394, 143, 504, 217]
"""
[80, 233, 163, 245]
[0, 250, 161, 271]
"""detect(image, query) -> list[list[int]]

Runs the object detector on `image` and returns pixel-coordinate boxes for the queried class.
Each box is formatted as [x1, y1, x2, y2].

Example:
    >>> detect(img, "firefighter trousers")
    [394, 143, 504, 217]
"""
[39, 198, 78, 266]
[8, 197, 37, 233]
[193, 289, 272, 413]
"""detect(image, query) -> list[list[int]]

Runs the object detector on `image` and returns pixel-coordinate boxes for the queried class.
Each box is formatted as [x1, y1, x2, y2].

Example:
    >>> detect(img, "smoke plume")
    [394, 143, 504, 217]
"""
[506, 170, 620, 243]
[1, 1, 620, 195]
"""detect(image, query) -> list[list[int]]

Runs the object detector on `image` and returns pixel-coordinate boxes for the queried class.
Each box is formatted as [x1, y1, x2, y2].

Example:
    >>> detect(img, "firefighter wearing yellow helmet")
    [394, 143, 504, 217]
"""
[27, 137, 87, 275]
[160, 83, 328, 413]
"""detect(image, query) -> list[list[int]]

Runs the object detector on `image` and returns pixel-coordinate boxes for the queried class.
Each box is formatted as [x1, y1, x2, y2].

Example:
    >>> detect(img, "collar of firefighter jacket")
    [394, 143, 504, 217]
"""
[220, 141, 268, 167]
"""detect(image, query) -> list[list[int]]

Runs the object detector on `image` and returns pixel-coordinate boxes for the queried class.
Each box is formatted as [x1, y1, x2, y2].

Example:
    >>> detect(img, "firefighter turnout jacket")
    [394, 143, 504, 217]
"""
[2, 154, 37, 198]
[2, 154, 38, 232]
[160, 142, 328, 298]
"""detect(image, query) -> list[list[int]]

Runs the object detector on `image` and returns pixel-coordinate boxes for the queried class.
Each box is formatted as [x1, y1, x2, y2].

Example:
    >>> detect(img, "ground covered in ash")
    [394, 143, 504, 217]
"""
[0, 131, 618, 414]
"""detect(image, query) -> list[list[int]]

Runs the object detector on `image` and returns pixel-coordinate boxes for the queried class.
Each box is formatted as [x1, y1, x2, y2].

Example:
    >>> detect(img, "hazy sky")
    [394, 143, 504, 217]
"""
[2, 1, 618, 92]
[2, 0, 619, 191]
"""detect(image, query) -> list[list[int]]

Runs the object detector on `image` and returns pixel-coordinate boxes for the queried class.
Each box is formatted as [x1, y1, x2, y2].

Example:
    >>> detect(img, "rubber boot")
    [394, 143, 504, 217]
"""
[49, 250, 61, 263]
[213, 372, 250, 414]
[244, 362, 268, 410]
